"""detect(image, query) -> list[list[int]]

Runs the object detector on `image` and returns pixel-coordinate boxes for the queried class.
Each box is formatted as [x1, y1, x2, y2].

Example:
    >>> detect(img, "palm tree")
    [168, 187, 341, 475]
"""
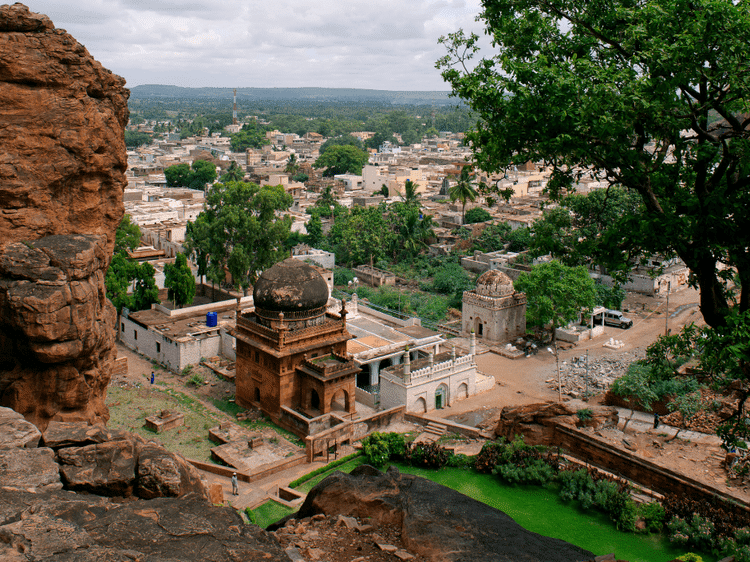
[449, 166, 478, 224]
[285, 153, 299, 175]
[401, 179, 420, 206]
[220, 161, 244, 183]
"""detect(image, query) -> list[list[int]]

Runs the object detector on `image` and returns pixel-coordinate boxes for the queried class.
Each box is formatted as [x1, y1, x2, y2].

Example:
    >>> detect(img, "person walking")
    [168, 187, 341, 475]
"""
[150, 371, 155, 385]
[231, 472, 239, 496]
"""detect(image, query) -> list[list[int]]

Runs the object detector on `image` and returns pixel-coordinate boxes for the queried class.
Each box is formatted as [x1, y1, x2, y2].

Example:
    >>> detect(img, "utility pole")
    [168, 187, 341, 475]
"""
[664, 280, 671, 336]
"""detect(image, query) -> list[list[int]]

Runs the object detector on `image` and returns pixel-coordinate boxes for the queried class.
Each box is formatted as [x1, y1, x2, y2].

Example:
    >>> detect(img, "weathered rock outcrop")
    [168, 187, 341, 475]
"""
[288, 465, 595, 562]
[0, 408, 289, 561]
[0, 4, 128, 430]
[493, 401, 618, 446]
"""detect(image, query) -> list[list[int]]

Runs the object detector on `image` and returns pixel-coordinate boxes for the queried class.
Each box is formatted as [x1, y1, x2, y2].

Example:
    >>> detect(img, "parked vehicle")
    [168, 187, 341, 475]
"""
[594, 309, 633, 329]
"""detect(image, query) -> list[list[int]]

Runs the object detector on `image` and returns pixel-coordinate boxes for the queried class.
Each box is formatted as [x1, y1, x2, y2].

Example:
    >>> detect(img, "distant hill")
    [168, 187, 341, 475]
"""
[129, 85, 455, 106]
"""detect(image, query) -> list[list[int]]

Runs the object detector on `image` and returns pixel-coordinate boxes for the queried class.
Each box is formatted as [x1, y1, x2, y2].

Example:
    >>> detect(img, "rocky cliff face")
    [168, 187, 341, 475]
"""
[0, 4, 128, 429]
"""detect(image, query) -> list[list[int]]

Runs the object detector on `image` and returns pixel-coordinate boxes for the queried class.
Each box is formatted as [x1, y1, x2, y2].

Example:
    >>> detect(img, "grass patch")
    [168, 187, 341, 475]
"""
[393, 464, 709, 562]
[250, 500, 296, 529]
[107, 386, 224, 462]
[294, 455, 366, 494]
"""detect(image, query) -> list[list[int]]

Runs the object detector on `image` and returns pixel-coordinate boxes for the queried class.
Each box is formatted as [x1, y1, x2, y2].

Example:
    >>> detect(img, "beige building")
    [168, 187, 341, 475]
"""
[462, 270, 527, 344]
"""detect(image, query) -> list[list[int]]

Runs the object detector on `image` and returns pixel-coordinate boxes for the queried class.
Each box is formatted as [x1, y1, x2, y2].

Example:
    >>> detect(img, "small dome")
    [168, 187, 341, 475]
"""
[253, 258, 329, 313]
[476, 269, 514, 297]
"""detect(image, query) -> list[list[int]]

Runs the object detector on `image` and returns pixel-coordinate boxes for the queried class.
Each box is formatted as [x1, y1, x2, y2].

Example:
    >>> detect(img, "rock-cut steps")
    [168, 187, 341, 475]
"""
[414, 421, 447, 444]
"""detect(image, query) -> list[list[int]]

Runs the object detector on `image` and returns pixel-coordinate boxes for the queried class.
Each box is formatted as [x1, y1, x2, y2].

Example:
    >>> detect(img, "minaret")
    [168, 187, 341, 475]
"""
[232, 89, 238, 125]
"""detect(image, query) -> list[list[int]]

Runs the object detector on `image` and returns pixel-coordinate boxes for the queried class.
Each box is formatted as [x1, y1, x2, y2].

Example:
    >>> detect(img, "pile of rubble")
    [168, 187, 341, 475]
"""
[546, 350, 646, 398]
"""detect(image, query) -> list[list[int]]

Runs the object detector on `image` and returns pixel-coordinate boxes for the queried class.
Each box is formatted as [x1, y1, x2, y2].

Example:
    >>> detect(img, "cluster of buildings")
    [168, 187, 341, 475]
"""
[117, 118, 690, 440]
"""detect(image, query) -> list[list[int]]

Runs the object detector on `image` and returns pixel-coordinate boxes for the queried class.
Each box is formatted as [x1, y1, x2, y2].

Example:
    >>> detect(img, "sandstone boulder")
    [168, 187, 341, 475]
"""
[493, 401, 617, 446]
[0, 3, 128, 254]
[288, 465, 594, 562]
[0, 3, 128, 430]
[0, 489, 289, 562]
[0, 447, 63, 491]
[0, 405, 41, 448]
[42, 420, 125, 449]
[0, 235, 116, 430]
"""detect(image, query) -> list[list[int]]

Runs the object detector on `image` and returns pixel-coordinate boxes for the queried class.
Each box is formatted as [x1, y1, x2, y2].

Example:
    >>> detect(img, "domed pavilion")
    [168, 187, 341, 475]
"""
[461, 269, 527, 344]
[235, 258, 359, 436]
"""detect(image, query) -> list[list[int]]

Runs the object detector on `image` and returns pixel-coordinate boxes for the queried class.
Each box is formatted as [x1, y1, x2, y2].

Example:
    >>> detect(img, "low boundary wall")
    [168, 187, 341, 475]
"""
[189, 452, 307, 483]
[552, 424, 750, 512]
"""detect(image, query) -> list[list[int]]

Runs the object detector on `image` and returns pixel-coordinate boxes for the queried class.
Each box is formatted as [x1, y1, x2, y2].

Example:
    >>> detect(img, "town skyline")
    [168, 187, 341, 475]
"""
[21, 0, 488, 92]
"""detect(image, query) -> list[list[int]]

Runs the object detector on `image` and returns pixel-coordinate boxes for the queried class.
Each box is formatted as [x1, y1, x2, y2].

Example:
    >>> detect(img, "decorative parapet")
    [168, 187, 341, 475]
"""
[462, 290, 526, 311]
[384, 354, 474, 386]
[236, 313, 344, 347]
[302, 353, 357, 377]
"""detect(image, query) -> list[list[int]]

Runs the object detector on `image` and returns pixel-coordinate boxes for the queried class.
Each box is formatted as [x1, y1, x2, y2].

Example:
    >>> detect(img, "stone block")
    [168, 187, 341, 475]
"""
[145, 410, 185, 433]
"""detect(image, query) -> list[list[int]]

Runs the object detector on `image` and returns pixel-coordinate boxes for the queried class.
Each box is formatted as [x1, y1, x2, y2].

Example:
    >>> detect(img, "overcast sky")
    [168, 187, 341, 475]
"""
[22, 0, 488, 91]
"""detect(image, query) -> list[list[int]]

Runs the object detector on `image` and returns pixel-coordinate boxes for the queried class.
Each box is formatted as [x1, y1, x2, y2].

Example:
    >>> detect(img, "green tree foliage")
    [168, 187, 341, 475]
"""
[164, 160, 217, 190]
[164, 253, 196, 308]
[189, 160, 218, 190]
[124, 130, 152, 148]
[164, 163, 191, 188]
[400, 179, 420, 206]
[284, 153, 299, 175]
[449, 166, 478, 223]
[313, 145, 370, 177]
[184, 181, 293, 293]
[106, 216, 159, 313]
[530, 188, 643, 274]
[595, 284, 626, 311]
[388, 203, 435, 261]
[319, 134, 364, 155]
[114, 214, 141, 255]
[220, 161, 244, 183]
[229, 120, 269, 151]
[132, 262, 160, 311]
[514, 261, 596, 340]
[438, 1, 750, 329]
[464, 207, 491, 224]
[327, 206, 393, 267]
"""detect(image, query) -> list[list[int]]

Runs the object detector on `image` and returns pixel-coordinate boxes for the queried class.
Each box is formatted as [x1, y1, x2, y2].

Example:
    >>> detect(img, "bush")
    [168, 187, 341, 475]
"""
[475, 436, 559, 485]
[675, 554, 704, 562]
[668, 514, 716, 551]
[403, 441, 450, 469]
[361, 432, 405, 468]
[558, 468, 637, 530]
[637, 501, 666, 533]
[575, 408, 593, 421]
[464, 207, 492, 224]
[186, 371, 205, 387]
[245, 507, 258, 525]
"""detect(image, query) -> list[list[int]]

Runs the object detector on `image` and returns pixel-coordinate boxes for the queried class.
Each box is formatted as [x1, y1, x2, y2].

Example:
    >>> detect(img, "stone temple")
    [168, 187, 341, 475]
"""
[234, 258, 359, 437]
[461, 270, 527, 344]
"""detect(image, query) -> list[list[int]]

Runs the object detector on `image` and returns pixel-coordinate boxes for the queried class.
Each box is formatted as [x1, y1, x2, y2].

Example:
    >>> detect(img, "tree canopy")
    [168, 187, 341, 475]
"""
[164, 253, 196, 308]
[438, 0, 750, 329]
[164, 160, 217, 190]
[313, 145, 370, 177]
[184, 181, 293, 293]
[229, 120, 269, 151]
[514, 260, 596, 340]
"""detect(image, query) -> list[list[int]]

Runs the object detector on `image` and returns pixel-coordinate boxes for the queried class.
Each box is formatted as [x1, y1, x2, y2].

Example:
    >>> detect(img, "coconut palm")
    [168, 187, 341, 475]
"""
[449, 166, 478, 224]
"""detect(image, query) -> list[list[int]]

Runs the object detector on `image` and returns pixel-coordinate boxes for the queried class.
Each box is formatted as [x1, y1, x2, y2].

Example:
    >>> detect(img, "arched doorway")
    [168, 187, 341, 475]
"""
[331, 389, 348, 412]
[254, 387, 260, 402]
[457, 382, 468, 400]
[414, 397, 427, 413]
[435, 384, 448, 409]
[474, 316, 484, 337]
[310, 389, 320, 410]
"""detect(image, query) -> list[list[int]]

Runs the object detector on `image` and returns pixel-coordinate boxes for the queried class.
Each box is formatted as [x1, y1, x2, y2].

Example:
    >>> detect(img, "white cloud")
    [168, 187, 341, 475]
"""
[21, 0, 486, 90]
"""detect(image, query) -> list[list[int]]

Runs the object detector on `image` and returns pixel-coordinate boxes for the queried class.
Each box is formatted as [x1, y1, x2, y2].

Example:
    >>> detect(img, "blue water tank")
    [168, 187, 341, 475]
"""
[206, 311, 218, 327]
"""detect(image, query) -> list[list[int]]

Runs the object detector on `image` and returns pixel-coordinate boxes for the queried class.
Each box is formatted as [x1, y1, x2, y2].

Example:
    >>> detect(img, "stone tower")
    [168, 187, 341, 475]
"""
[461, 270, 527, 344]
[234, 258, 359, 436]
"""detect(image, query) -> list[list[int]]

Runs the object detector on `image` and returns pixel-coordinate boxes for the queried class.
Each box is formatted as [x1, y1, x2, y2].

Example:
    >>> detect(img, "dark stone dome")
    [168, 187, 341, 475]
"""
[253, 258, 329, 314]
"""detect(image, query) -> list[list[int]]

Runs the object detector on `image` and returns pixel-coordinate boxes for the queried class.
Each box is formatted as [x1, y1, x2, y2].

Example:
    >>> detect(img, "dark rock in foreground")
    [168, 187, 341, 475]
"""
[289, 464, 595, 562]
[0, 489, 289, 562]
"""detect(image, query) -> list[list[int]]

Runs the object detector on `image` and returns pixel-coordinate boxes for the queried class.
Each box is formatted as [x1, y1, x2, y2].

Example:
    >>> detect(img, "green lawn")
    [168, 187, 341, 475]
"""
[395, 464, 712, 562]
[251, 500, 296, 528]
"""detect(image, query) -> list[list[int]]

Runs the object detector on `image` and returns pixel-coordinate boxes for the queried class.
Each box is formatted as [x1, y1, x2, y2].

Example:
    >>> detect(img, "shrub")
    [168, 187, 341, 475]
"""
[181, 365, 193, 376]
[186, 371, 205, 387]
[558, 468, 637, 530]
[676, 554, 704, 562]
[475, 436, 559, 485]
[637, 501, 666, 533]
[464, 207, 492, 224]
[576, 408, 593, 421]
[668, 514, 716, 552]
[361, 432, 405, 468]
[404, 441, 450, 469]
[245, 507, 258, 525]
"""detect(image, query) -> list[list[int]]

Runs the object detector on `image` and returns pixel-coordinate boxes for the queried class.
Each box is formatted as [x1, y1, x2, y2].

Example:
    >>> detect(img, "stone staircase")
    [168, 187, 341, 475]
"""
[414, 421, 447, 444]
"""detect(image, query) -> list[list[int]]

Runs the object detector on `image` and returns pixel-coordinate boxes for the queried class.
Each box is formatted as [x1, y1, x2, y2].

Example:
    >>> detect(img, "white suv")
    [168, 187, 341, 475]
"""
[595, 309, 633, 329]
